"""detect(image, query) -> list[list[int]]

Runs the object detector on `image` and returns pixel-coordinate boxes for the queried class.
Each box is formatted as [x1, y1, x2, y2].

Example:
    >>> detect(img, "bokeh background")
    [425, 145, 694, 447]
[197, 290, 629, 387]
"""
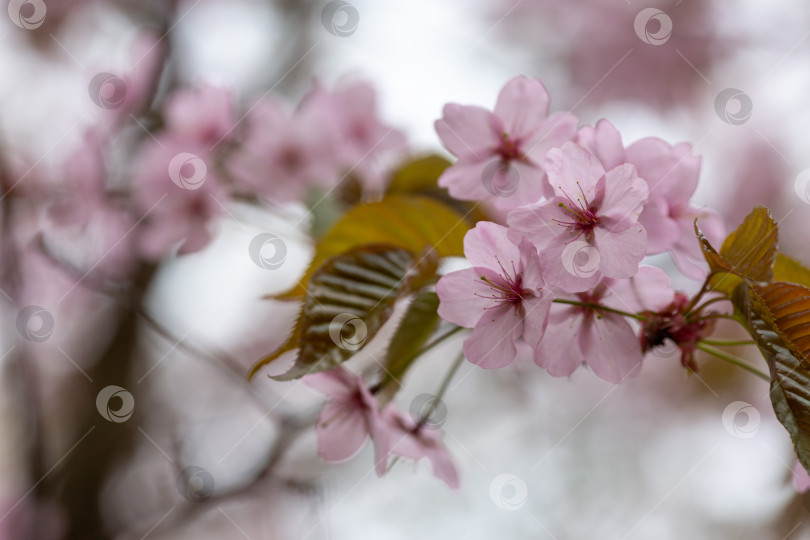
[2, 0, 810, 538]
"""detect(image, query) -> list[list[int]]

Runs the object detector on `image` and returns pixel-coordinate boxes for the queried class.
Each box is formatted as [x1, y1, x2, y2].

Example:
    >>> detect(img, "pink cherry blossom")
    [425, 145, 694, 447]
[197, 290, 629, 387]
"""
[508, 142, 648, 292]
[163, 84, 236, 147]
[435, 76, 577, 208]
[304, 367, 390, 475]
[227, 95, 340, 203]
[381, 407, 459, 489]
[577, 119, 725, 278]
[303, 79, 407, 194]
[535, 266, 674, 383]
[436, 221, 553, 369]
[132, 135, 227, 259]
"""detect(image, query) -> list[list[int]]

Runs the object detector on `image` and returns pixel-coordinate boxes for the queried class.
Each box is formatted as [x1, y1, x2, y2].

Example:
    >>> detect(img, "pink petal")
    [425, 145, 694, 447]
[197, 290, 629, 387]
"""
[545, 142, 605, 199]
[596, 164, 648, 232]
[437, 158, 499, 201]
[538, 239, 603, 293]
[436, 267, 500, 328]
[462, 304, 520, 368]
[521, 294, 553, 348]
[463, 221, 522, 271]
[576, 118, 625, 170]
[626, 138, 700, 205]
[522, 111, 579, 165]
[315, 401, 370, 463]
[603, 266, 675, 313]
[435, 104, 498, 159]
[639, 197, 680, 253]
[517, 236, 545, 291]
[533, 307, 584, 377]
[592, 225, 647, 279]
[424, 446, 461, 490]
[304, 369, 354, 398]
[489, 160, 547, 209]
[579, 314, 643, 383]
[494, 76, 550, 141]
[506, 198, 570, 248]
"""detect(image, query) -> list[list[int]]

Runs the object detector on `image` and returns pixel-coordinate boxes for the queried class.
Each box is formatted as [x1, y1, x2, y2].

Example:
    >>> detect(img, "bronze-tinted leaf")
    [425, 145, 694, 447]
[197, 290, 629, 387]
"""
[733, 281, 810, 472]
[250, 244, 439, 381]
[773, 253, 810, 288]
[274, 194, 469, 299]
[718, 206, 777, 283]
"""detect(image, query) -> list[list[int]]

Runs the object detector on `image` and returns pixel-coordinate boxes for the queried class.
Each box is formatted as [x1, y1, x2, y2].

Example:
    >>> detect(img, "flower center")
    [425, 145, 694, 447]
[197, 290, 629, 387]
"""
[498, 133, 523, 162]
[476, 256, 527, 309]
[554, 182, 601, 237]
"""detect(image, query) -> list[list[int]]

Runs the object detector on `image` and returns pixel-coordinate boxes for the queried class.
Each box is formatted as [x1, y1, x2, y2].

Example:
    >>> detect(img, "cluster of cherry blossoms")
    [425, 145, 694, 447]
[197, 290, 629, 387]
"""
[295, 76, 741, 487]
[434, 76, 725, 382]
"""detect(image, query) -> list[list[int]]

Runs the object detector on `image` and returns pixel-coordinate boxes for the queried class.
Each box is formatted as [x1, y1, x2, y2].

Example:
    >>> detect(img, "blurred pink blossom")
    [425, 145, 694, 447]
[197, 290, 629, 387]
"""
[133, 135, 226, 259]
[304, 368, 390, 475]
[496, 0, 727, 110]
[303, 79, 408, 194]
[382, 407, 459, 490]
[228, 96, 340, 203]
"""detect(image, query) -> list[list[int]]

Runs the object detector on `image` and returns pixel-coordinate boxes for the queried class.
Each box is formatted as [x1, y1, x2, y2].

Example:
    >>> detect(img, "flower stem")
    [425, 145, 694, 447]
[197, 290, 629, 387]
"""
[552, 299, 646, 321]
[416, 352, 465, 430]
[700, 339, 756, 347]
[696, 342, 769, 381]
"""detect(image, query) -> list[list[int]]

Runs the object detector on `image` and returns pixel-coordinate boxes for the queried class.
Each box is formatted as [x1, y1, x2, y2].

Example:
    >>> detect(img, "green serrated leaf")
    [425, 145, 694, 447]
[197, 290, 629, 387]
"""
[733, 281, 810, 472]
[249, 244, 439, 381]
[272, 194, 470, 300]
[773, 253, 810, 288]
[378, 290, 441, 395]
